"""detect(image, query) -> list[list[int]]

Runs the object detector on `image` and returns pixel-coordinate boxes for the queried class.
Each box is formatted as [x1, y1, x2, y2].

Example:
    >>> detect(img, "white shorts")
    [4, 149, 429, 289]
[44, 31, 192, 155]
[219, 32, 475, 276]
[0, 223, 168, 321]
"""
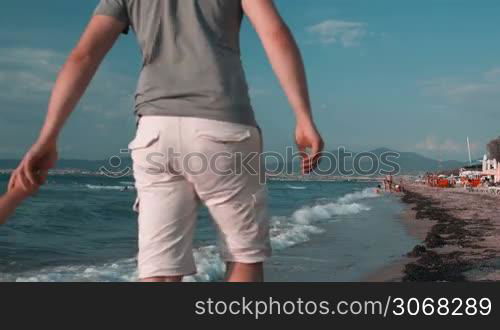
[129, 116, 272, 279]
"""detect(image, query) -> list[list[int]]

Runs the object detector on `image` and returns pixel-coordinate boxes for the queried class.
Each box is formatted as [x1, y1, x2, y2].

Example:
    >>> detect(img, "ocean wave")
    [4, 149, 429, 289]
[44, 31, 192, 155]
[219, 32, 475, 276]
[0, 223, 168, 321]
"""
[337, 188, 379, 204]
[269, 191, 373, 250]
[194, 188, 378, 277]
[270, 217, 325, 250]
[1, 258, 138, 282]
[286, 184, 307, 190]
[4, 187, 379, 282]
[5, 247, 225, 283]
[86, 184, 135, 191]
[3, 247, 225, 283]
[185, 246, 225, 282]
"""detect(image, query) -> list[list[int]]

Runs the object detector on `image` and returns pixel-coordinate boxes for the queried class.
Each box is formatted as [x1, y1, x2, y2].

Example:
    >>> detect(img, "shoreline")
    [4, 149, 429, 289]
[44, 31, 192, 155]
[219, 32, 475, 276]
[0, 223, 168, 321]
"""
[364, 205, 434, 282]
[366, 183, 500, 282]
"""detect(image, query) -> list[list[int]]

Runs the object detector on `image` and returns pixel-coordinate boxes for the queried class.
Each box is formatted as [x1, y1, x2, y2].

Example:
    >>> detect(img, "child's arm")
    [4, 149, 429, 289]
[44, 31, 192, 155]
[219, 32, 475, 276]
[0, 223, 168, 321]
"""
[0, 186, 37, 225]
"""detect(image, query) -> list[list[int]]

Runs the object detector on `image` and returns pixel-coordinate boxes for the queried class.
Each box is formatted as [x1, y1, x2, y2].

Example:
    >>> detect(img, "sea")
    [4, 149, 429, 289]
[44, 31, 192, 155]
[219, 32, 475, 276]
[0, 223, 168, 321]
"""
[0, 175, 418, 282]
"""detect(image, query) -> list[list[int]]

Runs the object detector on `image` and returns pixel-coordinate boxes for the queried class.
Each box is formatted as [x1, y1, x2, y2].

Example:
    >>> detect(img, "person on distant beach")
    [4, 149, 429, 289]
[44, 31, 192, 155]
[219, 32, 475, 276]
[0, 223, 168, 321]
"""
[399, 179, 405, 193]
[8, 0, 324, 282]
[384, 175, 393, 192]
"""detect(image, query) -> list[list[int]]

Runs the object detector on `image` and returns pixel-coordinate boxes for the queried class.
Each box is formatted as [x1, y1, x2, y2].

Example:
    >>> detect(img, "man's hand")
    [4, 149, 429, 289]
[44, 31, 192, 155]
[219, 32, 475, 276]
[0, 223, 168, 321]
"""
[295, 119, 324, 174]
[9, 140, 58, 192]
[243, 0, 325, 173]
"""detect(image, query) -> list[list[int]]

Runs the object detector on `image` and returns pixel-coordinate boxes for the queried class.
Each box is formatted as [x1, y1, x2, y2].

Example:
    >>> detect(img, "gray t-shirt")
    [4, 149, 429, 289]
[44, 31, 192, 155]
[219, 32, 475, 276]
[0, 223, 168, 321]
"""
[94, 0, 256, 126]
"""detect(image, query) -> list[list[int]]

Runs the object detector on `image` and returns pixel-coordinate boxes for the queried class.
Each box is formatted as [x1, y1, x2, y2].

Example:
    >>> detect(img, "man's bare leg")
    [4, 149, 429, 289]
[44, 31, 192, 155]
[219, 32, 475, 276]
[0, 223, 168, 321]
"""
[141, 276, 183, 282]
[225, 262, 264, 282]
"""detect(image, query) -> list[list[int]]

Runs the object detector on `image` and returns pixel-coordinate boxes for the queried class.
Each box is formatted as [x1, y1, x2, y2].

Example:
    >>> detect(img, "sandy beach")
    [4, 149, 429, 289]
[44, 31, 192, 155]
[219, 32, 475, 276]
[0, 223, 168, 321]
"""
[368, 183, 500, 282]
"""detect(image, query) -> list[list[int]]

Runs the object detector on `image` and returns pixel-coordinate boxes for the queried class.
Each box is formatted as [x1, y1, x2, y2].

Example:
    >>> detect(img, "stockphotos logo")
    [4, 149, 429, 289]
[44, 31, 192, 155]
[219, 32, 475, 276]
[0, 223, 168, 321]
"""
[99, 149, 133, 178]
[100, 146, 400, 179]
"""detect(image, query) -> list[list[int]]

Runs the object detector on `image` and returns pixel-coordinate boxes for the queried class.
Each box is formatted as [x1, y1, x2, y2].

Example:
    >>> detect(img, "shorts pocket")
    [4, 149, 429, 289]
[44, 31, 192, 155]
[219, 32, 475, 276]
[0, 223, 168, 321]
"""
[128, 130, 160, 151]
[252, 186, 272, 257]
[196, 128, 251, 144]
[129, 130, 162, 172]
[133, 197, 140, 213]
[252, 186, 268, 207]
[252, 186, 269, 227]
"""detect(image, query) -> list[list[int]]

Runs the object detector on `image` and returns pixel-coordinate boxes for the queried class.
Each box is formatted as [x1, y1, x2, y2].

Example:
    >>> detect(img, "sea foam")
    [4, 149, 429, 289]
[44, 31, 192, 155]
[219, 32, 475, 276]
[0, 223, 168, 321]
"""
[286, 184, 307, 190]
[269, 188, 375, 250]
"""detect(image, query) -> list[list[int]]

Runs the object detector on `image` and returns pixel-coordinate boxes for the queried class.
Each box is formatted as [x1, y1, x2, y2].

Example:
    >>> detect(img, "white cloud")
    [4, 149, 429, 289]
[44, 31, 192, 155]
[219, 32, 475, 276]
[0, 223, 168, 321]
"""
[0, 47, 137, 158]
[422, 78, 498, 101]
[420, 68, 500, 118]
[0, 48, 63, 102]
[416, 136, 478, 155]
[0, 48, 62, 68]
[484, 67, 500, 80]
[0, 47, 135, 115]
[306, 19, 367, 47]
[416, 136, 459, 152]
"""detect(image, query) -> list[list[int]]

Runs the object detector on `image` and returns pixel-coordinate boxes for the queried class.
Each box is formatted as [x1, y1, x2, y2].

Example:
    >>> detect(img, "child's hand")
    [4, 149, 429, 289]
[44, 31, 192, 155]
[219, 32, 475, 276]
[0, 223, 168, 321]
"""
[8, 170, 44, 199]
[9, 181, 40, 200]
[9, 140, 57, 192]
[0, 178, 40, 225]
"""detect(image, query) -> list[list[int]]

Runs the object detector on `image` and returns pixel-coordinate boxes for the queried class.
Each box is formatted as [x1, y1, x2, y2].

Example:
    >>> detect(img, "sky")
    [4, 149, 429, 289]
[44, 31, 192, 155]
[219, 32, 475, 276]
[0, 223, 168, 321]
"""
[1, 0, 499, 161]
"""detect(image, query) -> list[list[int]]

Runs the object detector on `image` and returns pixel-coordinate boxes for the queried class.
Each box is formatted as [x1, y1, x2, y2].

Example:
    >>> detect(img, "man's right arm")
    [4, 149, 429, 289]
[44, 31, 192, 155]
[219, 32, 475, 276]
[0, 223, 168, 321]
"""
[242, 0, 324, 172]
[9, 15, 125, 191]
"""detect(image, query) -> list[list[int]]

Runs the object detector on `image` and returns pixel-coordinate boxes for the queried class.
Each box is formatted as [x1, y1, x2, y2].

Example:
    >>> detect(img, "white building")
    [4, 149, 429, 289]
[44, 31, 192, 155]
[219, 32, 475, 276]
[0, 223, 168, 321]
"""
[482, 155, 500, 183]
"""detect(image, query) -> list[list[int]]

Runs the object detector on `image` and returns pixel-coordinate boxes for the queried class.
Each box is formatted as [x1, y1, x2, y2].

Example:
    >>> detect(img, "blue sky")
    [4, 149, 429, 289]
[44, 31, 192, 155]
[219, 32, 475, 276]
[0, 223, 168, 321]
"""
[1, 0, 499, 161]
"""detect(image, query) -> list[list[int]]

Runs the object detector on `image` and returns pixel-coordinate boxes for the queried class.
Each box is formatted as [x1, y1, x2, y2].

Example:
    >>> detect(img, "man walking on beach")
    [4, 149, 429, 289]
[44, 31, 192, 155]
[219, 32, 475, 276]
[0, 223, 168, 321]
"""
[9, 0, 323, 282]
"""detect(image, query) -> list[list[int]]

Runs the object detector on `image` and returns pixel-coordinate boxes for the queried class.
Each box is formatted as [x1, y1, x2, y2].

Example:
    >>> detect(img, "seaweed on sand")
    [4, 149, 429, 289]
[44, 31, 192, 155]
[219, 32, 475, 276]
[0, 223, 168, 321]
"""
[400, 190, 492, 281]
[403, 251, 471, 282]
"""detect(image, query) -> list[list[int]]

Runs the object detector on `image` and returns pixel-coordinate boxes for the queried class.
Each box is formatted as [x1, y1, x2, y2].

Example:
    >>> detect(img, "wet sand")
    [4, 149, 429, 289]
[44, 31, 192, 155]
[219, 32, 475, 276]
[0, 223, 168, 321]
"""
[366, 183, 500, 282]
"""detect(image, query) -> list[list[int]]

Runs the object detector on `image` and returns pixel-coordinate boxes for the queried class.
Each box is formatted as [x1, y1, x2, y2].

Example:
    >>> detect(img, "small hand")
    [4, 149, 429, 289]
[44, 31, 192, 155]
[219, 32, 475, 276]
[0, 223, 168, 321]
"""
[295, 119, 324, 174]
[9, 140, 58, 192]
[8, 180, 40, 201]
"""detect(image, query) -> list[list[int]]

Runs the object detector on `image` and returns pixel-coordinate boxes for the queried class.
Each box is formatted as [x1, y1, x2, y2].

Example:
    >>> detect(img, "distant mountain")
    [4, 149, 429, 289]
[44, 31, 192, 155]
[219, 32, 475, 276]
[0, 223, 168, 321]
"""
[0, 148, 466, 175]
[270, 147, 466, 175]
[368, 148, 466, 174]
